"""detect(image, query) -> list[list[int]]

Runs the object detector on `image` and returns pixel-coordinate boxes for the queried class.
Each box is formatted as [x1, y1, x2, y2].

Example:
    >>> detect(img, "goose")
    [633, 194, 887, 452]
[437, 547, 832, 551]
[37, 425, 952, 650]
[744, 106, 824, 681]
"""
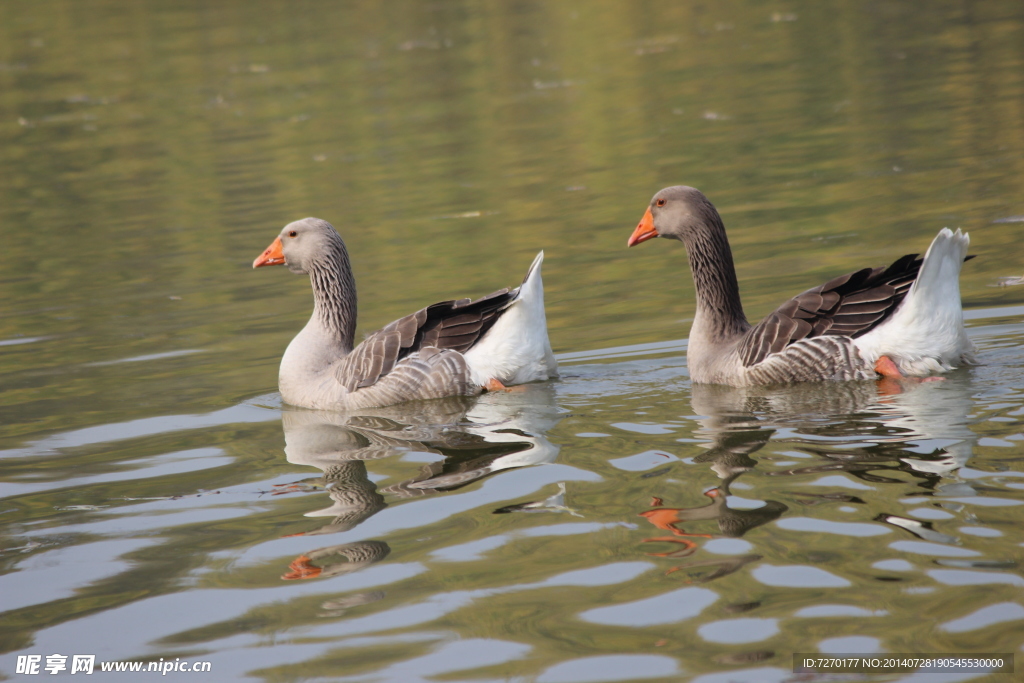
[627, 186, 975, 386]
[253, 218, 557, 410]
[640, 488, 787, 540]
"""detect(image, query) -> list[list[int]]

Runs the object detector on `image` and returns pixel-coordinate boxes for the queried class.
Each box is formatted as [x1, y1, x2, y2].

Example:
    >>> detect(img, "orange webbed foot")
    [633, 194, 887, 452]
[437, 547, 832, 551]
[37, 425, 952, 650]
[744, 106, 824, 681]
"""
[483, 378, 526, 393]
[874, 355, 903, 378]
[875, 356, 947, 395]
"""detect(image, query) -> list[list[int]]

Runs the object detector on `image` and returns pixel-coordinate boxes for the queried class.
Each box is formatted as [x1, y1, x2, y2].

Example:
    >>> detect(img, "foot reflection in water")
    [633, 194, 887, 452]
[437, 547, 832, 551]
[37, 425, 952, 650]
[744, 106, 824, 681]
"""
[637, 375, 978, 577]
[638, 487, 780, 578]
[274, 386, 564, 581]
[641, 490, 788, 543]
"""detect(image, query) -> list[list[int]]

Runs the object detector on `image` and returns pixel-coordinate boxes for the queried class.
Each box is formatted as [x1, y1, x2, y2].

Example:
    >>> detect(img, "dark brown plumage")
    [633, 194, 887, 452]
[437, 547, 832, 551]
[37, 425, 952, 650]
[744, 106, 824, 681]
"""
[739, 253, 929, 367]
[335, 288, 517, 391]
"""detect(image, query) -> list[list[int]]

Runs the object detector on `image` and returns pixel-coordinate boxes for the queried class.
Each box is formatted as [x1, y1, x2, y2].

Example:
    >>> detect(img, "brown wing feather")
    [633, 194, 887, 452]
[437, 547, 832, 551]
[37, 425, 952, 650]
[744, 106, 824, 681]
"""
[739, 252, 932, 368]
[336, 287, 518, 391]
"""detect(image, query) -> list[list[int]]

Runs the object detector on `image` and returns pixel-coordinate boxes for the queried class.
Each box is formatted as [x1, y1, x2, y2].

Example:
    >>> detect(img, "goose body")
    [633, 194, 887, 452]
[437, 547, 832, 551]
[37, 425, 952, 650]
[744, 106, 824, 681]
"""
[627, 186, 975, 386]
[254, 218, 557, 410]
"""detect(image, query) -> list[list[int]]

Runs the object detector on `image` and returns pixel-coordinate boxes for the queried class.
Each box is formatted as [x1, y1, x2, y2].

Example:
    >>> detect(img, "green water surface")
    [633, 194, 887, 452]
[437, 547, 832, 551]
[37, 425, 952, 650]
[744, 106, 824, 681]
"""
[2, 1, 1024, 681]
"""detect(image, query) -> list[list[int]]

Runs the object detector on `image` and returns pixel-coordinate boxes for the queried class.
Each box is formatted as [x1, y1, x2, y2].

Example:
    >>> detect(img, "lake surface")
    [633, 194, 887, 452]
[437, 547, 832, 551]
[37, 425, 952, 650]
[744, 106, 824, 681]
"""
[2, 1, 1024, 681]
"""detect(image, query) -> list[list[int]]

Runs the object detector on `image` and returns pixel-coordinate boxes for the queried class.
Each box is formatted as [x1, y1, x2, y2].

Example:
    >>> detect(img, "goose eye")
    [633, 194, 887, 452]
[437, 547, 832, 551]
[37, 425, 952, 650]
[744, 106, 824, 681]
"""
[288, 231, 298, 237]
[655, 198, 666, 207]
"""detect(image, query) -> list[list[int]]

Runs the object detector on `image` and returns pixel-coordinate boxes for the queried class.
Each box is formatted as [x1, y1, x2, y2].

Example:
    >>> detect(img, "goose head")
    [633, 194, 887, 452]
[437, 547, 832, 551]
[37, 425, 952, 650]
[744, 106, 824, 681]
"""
[627, 185, 722, 247]
[253, 218, 344, 274]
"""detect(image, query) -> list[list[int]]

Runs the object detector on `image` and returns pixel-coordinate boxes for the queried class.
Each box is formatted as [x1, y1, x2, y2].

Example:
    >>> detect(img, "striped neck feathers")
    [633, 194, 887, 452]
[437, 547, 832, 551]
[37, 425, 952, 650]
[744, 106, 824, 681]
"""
[307, 234, 358, 351]
[680, 207, 748, 338]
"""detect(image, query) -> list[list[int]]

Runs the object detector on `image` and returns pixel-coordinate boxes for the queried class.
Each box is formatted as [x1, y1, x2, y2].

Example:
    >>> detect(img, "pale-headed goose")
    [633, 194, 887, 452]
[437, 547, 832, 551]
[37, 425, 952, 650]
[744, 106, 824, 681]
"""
[627, 186, 975, 385]
[254, 218, 557, 409]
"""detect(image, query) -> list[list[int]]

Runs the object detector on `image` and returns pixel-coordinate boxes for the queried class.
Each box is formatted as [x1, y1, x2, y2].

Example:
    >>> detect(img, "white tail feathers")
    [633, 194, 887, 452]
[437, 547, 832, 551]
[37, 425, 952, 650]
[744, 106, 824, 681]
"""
[521, 250, 545, 288]
[911, 228, 970, 298]
[463, 251, 559, 385]
[855, 228, 975, 375]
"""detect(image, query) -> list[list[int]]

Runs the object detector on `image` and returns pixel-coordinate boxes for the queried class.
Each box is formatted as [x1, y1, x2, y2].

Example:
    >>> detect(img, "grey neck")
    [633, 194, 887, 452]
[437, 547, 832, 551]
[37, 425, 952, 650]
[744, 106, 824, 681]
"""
[682, 213, 748, 339]
[308, 238, 358, 352]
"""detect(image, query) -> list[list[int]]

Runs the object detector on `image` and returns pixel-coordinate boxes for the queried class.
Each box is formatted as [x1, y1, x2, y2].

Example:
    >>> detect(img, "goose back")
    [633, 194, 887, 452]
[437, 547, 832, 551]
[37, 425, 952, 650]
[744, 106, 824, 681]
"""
[738, 253, 926, 368]
[334, 288, 517, 392]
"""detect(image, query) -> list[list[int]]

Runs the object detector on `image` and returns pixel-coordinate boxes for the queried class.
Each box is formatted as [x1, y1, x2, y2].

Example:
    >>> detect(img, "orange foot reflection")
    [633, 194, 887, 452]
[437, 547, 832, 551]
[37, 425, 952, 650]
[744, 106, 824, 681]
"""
[639, 491, 721, 572]
[638, 491, 719, 537]
[281, 554, 322, 580]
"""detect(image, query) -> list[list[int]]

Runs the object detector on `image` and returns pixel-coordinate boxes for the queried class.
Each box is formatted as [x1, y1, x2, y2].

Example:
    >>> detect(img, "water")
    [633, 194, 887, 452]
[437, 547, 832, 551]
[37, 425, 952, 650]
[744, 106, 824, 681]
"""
[2, 1, 1024, 681]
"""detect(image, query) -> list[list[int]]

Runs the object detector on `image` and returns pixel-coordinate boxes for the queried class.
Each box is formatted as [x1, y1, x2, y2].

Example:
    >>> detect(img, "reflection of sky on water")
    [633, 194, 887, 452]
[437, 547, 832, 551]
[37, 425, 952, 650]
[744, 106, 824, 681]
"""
[2, 0, 1024, 676]
[580, 586, 718, 626]
[4, 308, 1024, 679]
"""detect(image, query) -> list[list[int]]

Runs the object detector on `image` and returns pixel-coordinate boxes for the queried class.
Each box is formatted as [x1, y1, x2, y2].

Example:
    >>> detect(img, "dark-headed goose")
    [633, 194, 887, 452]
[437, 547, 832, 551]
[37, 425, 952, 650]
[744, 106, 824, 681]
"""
[254, 218, 557, 409]
[627, 186, 975, 386]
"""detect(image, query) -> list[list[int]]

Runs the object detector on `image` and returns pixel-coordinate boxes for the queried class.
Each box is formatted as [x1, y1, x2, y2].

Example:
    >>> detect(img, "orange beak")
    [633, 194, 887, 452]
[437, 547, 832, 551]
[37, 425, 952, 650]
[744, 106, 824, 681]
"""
[253, 236, 285, 268]
[627, 207, 658, 247]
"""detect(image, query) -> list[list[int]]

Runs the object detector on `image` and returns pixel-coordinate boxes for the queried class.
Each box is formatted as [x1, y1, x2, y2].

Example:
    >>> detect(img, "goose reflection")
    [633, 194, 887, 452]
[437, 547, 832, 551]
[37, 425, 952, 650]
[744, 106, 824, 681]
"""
[638, 487, 785, 577]
[492, 482, 582, 516]
[277, 385, 563, 579]
[691, 428, 773, 487]
[637, 374, 978, 576]
[386, 386, 563, 494]
[282, 540, 391, 580]
[279, 397, 471, 536]
[689, 374, 978, 488]
[641, 489, 788, 543]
